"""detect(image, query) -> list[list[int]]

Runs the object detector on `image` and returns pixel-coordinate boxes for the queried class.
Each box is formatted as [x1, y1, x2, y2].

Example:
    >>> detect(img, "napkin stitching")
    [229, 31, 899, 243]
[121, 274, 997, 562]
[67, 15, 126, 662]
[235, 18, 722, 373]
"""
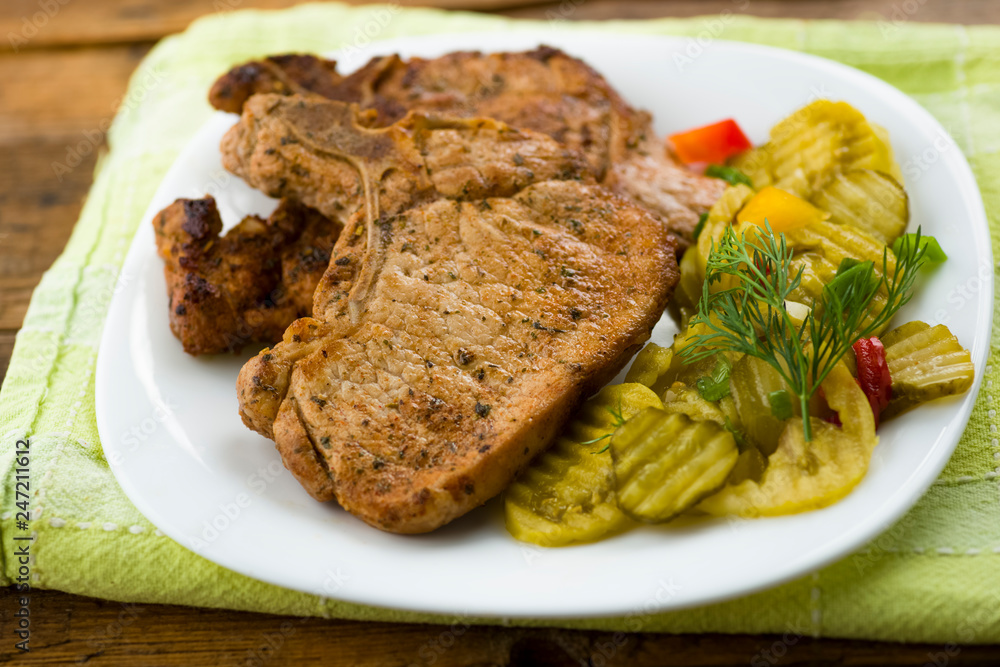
[953, 25, 976, 156]
[316, 596, 333, 619]
[810, 572, 821, 637]
[855, 546, 1000, 556]
[36, 363, 94, 505]
[31, 169, 118, 559]
[22, 298, 78, 438]
[33, 357, 96, 585]
[914, 82, 1000, 105]
[40, 517, 163, 535]
[795, 20, 808, 52]
[933, 472, 999, 485]
[7, 512, 166, 538]
[989, 374, 998, 453]
[22, 152, 117, 441]
[986, 366, 999, 481]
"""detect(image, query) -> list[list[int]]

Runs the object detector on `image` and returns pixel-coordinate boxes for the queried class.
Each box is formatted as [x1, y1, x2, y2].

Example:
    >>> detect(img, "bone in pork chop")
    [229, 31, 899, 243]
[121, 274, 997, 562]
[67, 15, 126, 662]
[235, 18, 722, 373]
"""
[210, 47, 725, 243]
[233, 95, 679, 533]
[154, 47, 720, 355]
[154, 196, 340, 355]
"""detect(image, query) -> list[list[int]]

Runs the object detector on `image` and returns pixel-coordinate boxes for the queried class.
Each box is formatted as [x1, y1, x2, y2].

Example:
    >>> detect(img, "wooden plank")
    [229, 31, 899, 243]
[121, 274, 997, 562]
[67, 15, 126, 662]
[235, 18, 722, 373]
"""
[2, 0, 1000, 53]
[0, 44, 149, 144]
[0, 0, 538, 52]
[3, 588, 1000, 665]
[0, 139, 97, 330]
[0, 331, 14, 383]
[0, 0, 315, 52]
[503, 0, 1000, 23]
[0, 46, 139, 330]
[2, 4, 999, 666]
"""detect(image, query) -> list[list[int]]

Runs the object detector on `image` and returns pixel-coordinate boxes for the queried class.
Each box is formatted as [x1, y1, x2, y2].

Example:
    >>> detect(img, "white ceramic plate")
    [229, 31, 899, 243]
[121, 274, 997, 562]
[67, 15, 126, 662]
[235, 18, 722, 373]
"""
[96, 31, 992, 618]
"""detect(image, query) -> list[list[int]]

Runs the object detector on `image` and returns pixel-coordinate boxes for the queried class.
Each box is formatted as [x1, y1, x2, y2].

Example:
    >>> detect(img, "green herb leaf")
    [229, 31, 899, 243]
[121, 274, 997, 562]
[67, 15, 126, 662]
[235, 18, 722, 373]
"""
[835, 257, 861, 274]
[892, 233, 947, 264]
[768, 389, 794, 420]
[581, 433, 611, 447]
[693, 212, 709, 241]
[827, 259, 880, 309]
[705, 164, 754, 187]
[589, 398, 627, 454]
[679, 223, 929, 441]
[696, 355, 733, 401]
[606, 398, 627, 429]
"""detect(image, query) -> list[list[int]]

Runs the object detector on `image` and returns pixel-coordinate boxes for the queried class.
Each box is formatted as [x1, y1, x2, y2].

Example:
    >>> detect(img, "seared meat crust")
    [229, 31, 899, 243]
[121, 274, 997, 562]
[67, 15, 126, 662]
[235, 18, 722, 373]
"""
[220, 94, 587, 234]
[210, 47, 725, 242]
[160, 47, 721, 355]
[233, 97, 679, 533]
[153, 196, 341, 355]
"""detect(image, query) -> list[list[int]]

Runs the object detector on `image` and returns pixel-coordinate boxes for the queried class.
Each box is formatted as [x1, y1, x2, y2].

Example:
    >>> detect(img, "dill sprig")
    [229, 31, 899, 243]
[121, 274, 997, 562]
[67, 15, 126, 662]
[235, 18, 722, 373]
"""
[585, 399, 628, 454]
[679, 222, 928, 441]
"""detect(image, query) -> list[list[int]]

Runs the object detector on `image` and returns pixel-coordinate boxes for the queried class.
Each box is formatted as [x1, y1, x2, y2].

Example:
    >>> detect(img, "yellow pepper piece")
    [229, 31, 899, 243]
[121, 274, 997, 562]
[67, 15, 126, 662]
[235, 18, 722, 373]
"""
[736, 186, 829, 233]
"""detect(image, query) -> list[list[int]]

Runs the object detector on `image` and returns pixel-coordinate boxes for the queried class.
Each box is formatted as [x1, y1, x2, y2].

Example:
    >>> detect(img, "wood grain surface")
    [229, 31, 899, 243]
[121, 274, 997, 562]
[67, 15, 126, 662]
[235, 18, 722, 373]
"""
[4, 588, 1000, 666]
[2, 1, 1000, 665]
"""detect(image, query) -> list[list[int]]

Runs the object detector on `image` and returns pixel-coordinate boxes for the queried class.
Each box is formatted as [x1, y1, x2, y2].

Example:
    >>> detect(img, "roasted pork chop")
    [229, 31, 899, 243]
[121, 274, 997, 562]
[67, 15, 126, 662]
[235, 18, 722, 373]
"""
[156, 47, 720, 356]
[154, 196, 340, 354]
[210, 47, 725, 242]
[233, 96, 679, 533]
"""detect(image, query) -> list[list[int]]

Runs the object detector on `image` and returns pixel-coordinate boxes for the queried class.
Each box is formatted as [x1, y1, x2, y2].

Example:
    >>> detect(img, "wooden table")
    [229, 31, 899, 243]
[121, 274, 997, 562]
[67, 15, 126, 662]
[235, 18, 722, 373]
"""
[3, 1, 1000, 664]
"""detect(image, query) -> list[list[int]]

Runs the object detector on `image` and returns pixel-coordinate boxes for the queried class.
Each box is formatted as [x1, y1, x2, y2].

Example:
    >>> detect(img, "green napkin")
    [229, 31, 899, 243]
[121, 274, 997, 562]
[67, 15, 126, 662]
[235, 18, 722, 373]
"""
[3, 2, 1000, 642]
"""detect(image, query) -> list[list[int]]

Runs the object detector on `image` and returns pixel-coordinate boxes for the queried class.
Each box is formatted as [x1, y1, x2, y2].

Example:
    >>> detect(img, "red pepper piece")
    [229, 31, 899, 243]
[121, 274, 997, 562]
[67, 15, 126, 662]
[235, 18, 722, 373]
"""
[668, 119, 753, 165]
[852, 336, 892, 428]
[752, 255, 773, 279]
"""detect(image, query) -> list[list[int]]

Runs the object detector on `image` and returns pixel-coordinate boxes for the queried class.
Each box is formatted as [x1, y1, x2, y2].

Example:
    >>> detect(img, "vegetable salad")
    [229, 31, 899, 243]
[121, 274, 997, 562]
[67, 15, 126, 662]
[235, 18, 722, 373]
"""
[504, 100, 975, 547]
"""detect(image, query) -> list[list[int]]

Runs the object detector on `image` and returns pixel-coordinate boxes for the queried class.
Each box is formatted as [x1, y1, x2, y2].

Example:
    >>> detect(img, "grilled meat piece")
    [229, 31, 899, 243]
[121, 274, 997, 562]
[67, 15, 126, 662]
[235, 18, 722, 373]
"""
[234, 96, 678, 533]
[209, 53, 391, 119]
[153, 196, 341, 355]
[210, 47, 725, 242]
[162, 48, 720, 355]
[220, 94, 586, 236]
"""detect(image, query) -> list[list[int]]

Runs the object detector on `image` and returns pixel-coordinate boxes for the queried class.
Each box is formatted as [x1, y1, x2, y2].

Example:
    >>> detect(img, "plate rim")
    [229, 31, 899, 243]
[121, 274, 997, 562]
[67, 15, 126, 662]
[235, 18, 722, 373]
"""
[96, 28, 994, 618]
